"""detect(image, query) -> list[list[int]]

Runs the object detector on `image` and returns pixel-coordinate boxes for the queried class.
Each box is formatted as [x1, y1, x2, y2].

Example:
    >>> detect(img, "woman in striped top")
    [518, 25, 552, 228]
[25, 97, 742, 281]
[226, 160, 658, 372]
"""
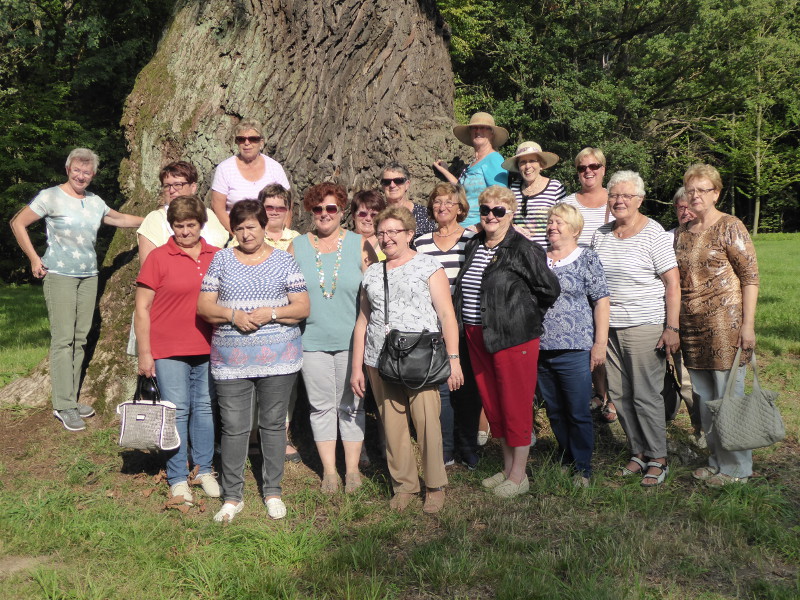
[562, 148, 616, 422]
[502, 142, 565, 249]
[415, 183, 480, 469]
[453, 186, 561, 498]
[591, 171, 680, 488]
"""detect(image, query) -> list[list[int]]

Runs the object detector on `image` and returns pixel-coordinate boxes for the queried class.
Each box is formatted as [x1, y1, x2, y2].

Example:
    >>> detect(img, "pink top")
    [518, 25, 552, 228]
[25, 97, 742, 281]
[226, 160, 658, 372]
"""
[211, 154, 290, 212]
[137, 237, 220, 359]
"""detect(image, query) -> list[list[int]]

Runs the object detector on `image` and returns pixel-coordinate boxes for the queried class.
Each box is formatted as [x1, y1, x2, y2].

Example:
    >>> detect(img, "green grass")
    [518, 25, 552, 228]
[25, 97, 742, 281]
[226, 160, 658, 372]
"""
[0, 237, 799, 598]
[752, 233, 800, 357]
[0, 283, 49, 387]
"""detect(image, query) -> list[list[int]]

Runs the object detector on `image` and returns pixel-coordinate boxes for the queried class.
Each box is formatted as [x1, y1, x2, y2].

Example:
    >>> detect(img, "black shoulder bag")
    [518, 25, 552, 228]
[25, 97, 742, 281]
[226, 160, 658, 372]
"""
[377, 261, 451, 389]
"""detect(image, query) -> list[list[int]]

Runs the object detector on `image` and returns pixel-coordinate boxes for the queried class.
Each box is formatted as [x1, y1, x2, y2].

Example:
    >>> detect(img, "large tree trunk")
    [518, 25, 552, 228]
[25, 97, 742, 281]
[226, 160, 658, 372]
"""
[2, 0, 463, 410]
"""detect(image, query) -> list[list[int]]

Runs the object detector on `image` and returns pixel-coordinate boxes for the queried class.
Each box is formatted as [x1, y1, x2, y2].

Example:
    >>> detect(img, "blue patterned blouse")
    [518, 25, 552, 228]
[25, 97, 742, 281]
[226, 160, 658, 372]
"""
[201, 247, 307, 380]
[540, 248, 609, 351]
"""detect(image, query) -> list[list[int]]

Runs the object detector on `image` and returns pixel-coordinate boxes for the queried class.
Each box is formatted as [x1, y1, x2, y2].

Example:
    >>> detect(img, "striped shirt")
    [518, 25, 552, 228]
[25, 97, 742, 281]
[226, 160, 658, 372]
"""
[511, 178, 565, 248]
[414, 229, 477, 293]
[562, 193, 614, 248]
[591, 219, 677, 328]
[461, 244, 498, 325]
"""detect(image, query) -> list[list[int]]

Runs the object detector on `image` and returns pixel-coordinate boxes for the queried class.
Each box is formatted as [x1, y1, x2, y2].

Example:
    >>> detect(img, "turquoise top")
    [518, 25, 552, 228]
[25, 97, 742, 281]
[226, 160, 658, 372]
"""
[459, 151, 508, 227]
[293, 230, 363, 352]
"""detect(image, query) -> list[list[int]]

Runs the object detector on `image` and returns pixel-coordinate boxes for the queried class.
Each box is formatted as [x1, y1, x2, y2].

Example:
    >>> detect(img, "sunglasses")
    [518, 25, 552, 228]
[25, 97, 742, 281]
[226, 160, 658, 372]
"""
[235, 135, 263, 144]
[311, 204, 340, 215]
[264, 204, 288, 213]
[577, 163, 603, 173]
[380, 177, 408, 187]
[479, 205, 508, 218]
[356, 210, 379, 218]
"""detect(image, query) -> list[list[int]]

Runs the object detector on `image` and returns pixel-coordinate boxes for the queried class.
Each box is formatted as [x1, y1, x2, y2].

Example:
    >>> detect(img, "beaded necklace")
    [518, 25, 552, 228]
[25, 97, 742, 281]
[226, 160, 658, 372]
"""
[313, 228, 345, 299]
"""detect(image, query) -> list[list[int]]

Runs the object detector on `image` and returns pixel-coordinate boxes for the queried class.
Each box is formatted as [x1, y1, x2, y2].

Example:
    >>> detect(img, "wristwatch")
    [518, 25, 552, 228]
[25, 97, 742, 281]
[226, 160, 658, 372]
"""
[271, 307, 278, 323]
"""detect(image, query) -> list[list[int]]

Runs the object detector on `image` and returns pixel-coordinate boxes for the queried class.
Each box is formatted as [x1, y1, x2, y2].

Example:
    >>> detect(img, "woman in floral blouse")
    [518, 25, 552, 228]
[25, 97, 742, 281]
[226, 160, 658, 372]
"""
[538, 204, 609, 487]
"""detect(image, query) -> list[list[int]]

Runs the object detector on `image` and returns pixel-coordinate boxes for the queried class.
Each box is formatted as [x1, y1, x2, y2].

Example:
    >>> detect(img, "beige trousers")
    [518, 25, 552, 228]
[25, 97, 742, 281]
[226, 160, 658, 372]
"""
[367, 367, 448, 494]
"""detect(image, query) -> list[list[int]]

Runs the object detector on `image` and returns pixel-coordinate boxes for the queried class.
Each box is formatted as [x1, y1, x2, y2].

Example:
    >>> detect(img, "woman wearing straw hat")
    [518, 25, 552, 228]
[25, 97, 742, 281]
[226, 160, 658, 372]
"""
[502, 142, 565, 249]
[433, 112, 509, 228]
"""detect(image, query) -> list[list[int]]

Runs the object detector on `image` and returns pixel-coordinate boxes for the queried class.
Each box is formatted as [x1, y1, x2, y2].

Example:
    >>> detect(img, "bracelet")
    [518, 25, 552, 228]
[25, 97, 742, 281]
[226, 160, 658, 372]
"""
[665, 325, 680, 334]
[230, 309, 236, 325]
[447, 354, 460, 359]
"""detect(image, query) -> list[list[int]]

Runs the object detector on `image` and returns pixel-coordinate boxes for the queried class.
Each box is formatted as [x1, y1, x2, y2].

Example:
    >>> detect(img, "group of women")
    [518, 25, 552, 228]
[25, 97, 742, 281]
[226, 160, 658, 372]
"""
[11, 112, 760, 523]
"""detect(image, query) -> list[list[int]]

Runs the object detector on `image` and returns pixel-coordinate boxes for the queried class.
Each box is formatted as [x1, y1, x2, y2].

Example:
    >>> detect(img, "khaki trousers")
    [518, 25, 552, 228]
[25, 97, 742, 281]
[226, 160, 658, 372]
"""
[367, 367, 448, 494]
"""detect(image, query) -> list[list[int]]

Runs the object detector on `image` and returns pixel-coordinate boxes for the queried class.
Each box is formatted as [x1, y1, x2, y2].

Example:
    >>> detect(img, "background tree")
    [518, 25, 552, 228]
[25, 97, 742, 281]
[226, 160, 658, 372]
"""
[3, 0, 462, 409]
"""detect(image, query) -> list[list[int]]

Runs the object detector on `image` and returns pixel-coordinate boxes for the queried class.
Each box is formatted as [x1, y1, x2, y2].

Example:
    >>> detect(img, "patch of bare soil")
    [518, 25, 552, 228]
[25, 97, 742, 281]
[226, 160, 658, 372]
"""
[0, 555, 50, 578]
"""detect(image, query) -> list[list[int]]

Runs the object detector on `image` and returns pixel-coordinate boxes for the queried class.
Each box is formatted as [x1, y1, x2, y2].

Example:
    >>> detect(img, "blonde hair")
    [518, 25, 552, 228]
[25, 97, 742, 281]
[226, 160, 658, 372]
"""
[375, 205, 416, 235]
[547, 203, 584, 238]
[683, 164, 722, 190]
[574, 147, 606, 168]
[234, 120, 263, 138]
[478, 185, 517, 213]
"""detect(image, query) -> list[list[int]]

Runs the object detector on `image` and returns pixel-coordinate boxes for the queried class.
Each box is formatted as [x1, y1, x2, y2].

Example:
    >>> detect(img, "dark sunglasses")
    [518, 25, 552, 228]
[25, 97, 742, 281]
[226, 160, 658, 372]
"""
[263, 204, 288, 213]
[356, 210, 379, 218]
[311, 204, 340, 215]
[235, 135, 263, 144]
[380, 177, 408, 187]
[577, 163, 603, 173]
[479, 205, 508, 218]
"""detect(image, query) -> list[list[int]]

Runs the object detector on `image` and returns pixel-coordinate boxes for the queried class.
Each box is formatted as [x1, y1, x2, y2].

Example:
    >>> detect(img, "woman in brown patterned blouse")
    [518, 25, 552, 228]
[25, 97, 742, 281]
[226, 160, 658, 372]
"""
[675, 164, 759, 487]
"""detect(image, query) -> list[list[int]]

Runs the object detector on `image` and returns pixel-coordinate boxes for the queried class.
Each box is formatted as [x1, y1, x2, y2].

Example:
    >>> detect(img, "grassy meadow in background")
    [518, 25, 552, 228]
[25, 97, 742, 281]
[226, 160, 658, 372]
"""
[0, 234, 798, 599]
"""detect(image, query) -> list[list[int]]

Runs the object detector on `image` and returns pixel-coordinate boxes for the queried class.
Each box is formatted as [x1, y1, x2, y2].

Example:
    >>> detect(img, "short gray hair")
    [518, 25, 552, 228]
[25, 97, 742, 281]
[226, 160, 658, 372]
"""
[672, 186, 687, 205]
[65, 148, 99, 173]
[607, 170, 645, 197]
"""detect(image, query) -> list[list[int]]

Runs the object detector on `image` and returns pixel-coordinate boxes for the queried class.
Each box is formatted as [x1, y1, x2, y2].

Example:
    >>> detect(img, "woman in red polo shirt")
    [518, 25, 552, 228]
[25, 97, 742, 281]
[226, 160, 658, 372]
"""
[135, 195, 221, 506]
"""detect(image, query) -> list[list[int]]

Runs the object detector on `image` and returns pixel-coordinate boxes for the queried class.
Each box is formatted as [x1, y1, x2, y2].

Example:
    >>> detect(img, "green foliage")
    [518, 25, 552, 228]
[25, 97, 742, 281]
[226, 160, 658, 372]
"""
[0, 0, 175, 282]
[438, 0, 800, 231]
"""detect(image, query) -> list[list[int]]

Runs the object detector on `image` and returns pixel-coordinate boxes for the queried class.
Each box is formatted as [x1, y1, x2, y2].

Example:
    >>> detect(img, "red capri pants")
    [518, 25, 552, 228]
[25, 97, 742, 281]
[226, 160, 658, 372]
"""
[464, 324, 539, 448]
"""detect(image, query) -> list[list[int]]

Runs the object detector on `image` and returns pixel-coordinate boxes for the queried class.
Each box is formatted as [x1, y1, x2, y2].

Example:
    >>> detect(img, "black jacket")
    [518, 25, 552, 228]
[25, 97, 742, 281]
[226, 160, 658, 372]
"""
[453, 227, 561, 353]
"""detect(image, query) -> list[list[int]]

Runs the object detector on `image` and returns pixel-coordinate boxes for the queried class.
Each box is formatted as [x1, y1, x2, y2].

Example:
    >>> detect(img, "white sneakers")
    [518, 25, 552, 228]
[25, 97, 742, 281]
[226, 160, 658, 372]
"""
[196, 473, 221, 498]
[170, 481, 194, 505]
[265, 497, 287, 520]
[213, 501, 244, 523]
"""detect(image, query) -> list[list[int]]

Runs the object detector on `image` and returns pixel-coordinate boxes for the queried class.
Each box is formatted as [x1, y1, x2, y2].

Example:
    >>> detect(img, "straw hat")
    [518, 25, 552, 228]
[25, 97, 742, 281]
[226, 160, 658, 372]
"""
[453, 112, 510, 148]
[501, 141, 560, 172]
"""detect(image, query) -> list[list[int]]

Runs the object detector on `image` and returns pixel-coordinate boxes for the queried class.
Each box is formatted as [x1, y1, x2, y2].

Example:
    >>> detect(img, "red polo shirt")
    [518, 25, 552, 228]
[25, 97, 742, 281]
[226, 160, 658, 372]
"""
[137, 237, 220, 359]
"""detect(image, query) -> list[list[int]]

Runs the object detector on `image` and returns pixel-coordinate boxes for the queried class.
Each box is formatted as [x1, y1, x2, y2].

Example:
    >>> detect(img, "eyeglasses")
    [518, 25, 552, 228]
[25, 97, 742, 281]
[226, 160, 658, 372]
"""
[479, 205, 508, 218]
[380, 177, 408, 187]
[432, 200, 457, 208]
[608, 193, 642, 202]
[356, 210, 379, 218]
[311, 204, 340, 215]
[685, 187, 716, 197]
[577, 163, 603, 173]
[376, 229, 408, 239]
[264, 204, 288, 213]
[235, 135, 263, 144]
[161, 182, 189, 191]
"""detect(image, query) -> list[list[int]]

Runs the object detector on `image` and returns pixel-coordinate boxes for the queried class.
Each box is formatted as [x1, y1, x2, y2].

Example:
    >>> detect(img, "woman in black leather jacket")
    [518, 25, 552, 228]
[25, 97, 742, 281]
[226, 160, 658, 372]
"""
[453, 185, 560, 498]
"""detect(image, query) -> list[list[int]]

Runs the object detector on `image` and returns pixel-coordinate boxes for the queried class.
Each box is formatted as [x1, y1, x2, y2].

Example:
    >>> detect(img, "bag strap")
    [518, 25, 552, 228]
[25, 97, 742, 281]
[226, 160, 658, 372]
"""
[397, 335, 443, 390]
[722, 347, 762, 401]
[134, 375, 161, 405]
[382, 261, 390, 335]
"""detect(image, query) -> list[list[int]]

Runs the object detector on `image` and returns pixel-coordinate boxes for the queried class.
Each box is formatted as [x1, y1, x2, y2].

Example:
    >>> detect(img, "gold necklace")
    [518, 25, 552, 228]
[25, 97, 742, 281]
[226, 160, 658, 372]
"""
[613, 214, 642, 239]
[237, 243, 268, 262]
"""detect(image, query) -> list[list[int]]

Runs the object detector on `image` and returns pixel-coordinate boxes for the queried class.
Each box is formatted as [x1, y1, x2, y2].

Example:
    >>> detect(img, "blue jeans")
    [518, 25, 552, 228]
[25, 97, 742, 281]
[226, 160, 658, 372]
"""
[155, 356, 215, 486]
[439, 337, 481, 457]
[538, 350, 594, 478]
[215, 374, 297, 501]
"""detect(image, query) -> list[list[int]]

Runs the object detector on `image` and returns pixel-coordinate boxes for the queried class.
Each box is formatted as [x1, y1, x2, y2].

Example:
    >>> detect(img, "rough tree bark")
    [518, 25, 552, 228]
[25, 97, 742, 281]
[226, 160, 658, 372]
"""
[2, 0, 465, 410]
